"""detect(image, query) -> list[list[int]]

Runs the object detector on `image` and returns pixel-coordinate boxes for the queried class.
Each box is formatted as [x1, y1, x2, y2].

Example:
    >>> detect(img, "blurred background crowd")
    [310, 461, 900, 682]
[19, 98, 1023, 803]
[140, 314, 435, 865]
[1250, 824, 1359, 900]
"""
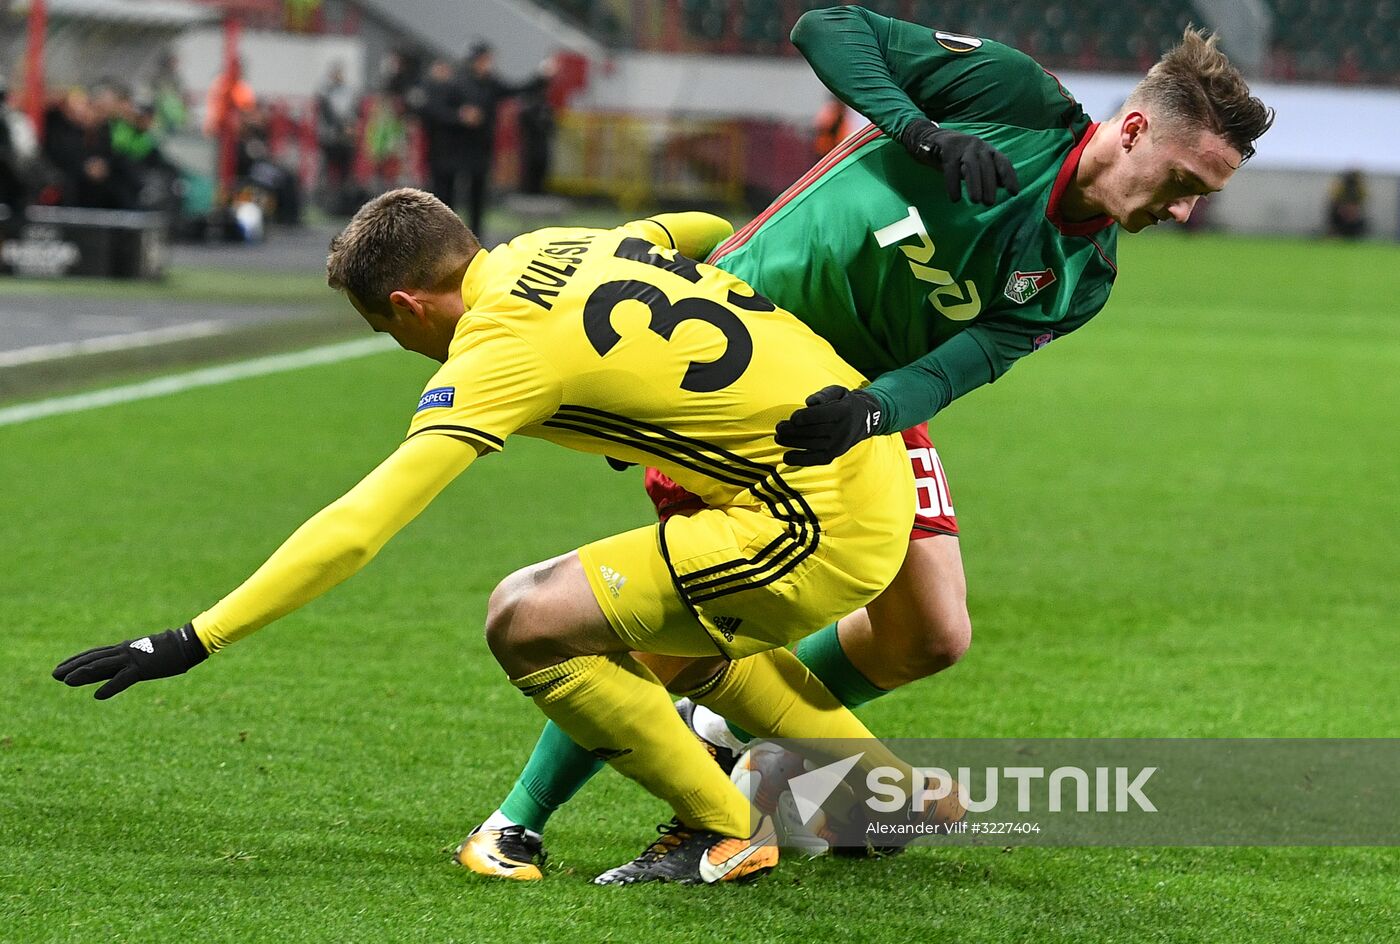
[2, 0, 1398, 251]
[0, 22, 565, 242]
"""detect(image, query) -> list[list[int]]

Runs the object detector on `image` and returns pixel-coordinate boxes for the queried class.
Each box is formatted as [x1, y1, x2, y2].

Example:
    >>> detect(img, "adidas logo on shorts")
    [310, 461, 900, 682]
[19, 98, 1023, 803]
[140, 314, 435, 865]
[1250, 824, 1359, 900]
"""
[712, 616, 743, 641]
[599, 565, 627, 597]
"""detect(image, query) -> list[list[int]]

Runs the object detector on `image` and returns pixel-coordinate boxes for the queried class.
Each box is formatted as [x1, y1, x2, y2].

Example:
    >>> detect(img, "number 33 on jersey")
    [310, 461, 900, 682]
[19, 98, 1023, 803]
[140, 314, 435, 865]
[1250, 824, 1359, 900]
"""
[403, 218, 884, 512]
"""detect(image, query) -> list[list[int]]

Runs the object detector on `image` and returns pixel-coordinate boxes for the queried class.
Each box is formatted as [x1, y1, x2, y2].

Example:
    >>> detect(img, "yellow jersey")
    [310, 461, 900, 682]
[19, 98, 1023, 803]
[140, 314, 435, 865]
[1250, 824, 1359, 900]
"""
[406, 219, 914, 651]
[411, 219, 907, 508]
[193, 215, 913, 656]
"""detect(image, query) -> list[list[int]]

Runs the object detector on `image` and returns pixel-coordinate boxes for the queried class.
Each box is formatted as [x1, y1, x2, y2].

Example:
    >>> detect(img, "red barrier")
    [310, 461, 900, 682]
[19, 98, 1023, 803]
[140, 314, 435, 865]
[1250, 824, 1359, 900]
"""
[23, 0, 47, 142]
[216, 16, 243, 200]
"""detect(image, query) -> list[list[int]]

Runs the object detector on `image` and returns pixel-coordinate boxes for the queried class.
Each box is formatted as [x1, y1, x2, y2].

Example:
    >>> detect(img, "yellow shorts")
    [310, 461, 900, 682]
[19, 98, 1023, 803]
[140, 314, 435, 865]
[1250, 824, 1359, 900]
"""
[579, 437, 913, 660]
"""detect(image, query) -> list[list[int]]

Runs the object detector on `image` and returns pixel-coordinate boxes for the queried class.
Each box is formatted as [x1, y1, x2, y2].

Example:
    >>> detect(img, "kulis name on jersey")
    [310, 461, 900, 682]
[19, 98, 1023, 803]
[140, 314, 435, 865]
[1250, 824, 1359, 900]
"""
[510, 235, 599, 310]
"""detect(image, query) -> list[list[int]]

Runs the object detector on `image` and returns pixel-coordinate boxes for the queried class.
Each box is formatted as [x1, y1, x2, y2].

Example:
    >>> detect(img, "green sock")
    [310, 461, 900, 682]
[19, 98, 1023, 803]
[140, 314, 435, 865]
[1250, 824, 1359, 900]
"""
[498, 721, 605, 834]
[723, 622, 889, 743]
[794, 622, 889, 708]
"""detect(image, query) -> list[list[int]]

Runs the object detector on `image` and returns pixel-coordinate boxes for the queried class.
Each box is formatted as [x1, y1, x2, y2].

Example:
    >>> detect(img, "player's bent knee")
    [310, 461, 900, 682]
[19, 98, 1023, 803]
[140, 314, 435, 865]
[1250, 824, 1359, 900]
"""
[485, 554, 614, 677]
[868, 533, 974, 683]
[873, 605, 973, 685]
[484, 566, 563, 676]
[933, 608, 973, 668]
[484, 572, 530, 672]
[916, 608, 972, 676]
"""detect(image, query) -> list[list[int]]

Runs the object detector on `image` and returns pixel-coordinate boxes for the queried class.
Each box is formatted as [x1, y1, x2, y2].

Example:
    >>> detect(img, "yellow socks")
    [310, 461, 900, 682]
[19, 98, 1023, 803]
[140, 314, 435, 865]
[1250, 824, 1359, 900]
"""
[513, 654, 750, 836]
[684, 647, 917, 780]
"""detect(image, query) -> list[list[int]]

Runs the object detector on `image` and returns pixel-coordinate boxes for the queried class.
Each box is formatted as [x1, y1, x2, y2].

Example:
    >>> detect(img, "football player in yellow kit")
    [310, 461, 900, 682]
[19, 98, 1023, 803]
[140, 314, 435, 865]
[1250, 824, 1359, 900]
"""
[53, 189, 942, 885]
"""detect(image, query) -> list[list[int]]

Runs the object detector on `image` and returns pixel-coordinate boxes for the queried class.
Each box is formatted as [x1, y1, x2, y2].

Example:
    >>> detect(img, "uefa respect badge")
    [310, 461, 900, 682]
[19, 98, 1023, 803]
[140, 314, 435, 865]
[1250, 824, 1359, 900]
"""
[416, 386, 456, 413]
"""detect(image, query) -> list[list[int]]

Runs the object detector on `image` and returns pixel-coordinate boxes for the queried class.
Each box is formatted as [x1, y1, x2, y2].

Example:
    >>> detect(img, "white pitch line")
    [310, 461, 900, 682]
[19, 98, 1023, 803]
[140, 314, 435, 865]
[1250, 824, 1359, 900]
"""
[0, 320, 232, 368]
[0, 336, 395, 428]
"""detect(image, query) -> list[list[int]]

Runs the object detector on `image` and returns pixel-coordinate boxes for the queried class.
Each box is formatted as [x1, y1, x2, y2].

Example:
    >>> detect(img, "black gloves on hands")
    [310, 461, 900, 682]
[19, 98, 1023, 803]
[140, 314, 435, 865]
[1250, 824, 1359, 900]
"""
[775, 385, 884, 466]
[898, 118, 1020, 206]
[53, 623, 208, 700]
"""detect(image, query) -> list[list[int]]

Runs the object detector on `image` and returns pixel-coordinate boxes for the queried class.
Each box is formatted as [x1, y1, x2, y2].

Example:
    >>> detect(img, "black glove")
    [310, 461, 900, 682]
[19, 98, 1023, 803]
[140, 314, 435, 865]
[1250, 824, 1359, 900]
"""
[775, 385, 884, 466]
[898, 118, 1020, 206]
[52, 623, 208, 700]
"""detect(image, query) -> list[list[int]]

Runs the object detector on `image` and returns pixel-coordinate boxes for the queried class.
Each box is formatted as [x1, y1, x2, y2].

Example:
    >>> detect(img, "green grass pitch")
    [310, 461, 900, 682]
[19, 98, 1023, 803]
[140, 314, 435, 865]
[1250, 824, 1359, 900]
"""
[2, 232, 1397, 942]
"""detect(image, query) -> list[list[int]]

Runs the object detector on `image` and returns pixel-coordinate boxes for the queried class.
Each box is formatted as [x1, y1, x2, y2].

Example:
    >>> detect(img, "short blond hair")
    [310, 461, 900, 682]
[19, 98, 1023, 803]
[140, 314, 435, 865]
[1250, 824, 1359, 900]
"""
[1126, 27, 1274, 162]
[326, 188, 480, 316]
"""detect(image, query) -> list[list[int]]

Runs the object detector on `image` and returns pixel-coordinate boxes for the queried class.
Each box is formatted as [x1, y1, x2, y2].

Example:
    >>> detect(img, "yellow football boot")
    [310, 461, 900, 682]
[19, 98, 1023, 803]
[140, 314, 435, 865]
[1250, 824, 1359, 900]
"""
[453, 825, 546, 881]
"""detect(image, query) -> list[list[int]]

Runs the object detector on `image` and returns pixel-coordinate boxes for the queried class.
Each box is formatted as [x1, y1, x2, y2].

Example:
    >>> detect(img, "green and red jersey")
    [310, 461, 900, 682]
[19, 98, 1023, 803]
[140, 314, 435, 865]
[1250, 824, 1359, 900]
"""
[709, 5, 1119, 432]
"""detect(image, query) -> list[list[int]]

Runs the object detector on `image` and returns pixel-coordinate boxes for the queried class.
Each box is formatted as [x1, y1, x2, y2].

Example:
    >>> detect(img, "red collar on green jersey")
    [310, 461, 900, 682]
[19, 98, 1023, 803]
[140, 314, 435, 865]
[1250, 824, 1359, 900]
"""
[1045, 122, 1115, 237]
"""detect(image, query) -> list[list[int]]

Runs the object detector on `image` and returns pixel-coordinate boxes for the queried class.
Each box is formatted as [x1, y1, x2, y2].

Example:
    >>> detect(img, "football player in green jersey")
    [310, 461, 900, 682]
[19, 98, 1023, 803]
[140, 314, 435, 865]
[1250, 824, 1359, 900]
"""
[459, 7, 1273, 877]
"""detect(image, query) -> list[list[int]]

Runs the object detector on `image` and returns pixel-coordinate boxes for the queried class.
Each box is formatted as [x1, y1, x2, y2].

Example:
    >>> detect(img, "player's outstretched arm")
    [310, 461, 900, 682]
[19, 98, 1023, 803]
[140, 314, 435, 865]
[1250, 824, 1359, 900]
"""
[844, 278, 1112, 448]
[775, 332, 998, 465]
[52, 434, 479, 698]
[791, 6, 1021, 205]
[52, 624, 209, 700]
[775, 385, 884, 467]
[791, 5, 929, 141]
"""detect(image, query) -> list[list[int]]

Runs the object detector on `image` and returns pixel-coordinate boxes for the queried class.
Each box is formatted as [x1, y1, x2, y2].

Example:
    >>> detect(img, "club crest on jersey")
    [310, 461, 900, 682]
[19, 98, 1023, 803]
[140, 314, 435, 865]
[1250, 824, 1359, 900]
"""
[1003, 268, 1057, 305]
[416, 386, 455, 412]
[934, 31, 983, 53]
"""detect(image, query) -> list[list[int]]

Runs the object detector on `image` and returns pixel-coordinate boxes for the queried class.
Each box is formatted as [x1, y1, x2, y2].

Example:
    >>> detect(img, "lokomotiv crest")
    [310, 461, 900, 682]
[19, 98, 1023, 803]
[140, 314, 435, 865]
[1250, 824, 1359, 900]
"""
[1003, 268, 1057, 304]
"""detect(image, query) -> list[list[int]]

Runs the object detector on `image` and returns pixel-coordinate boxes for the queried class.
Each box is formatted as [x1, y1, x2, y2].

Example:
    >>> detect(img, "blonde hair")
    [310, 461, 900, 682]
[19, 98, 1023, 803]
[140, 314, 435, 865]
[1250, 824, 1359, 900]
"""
[1125, 27, 1274, 162]
[326, 188, 480, 316]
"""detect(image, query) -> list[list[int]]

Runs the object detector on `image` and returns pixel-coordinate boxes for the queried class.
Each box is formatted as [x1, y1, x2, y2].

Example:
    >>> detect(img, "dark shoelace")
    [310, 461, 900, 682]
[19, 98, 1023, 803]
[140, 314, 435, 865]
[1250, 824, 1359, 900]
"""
[635, 819, 693, 863]
[496, 825, 546, 865]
